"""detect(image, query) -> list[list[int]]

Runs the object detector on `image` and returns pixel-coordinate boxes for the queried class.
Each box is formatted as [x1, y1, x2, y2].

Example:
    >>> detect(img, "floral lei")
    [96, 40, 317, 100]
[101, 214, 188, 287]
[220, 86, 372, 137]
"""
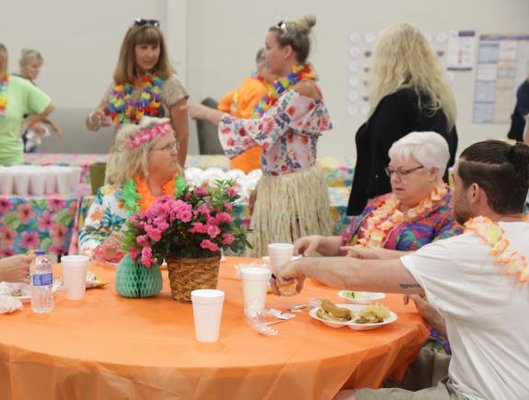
[465, 216, 528, 284]
[122, 174, 186, 215]
[107, 73, 163, 125]
[357, 183, 449, 248]
[251, 63, 316, 118]
[0, 74, 8, 117]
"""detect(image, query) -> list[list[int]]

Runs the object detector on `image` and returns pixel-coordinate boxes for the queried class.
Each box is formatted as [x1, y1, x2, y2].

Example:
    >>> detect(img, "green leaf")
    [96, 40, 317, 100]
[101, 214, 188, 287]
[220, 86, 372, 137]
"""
[174, 175, 188, 198]
[3, 212, 21, 230]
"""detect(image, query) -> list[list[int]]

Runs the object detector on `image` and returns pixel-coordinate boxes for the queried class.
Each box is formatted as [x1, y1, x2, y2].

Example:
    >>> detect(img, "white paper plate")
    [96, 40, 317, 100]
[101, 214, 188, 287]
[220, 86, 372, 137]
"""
[337, 290, 386, 305]
[309, 304, 397, 330]
[0, 282, 31, 303]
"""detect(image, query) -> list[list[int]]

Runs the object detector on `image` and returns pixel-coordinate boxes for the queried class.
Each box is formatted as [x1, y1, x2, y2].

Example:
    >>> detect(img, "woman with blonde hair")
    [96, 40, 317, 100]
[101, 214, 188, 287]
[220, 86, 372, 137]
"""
[86, 19, 189, 165]
[16, 48, 63, 152]
[347, 23, 458, 215]
[0, 43, 55, 165]
[188, 14, 333, 256]
[80, 117, 184, 263]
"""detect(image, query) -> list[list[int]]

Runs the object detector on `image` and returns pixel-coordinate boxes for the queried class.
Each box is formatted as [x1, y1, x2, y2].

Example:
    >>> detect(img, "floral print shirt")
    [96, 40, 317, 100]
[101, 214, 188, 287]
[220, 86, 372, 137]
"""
[341, 187, 462, 251]
[79, 185, 128, 257]
[218, 90, 332, 176]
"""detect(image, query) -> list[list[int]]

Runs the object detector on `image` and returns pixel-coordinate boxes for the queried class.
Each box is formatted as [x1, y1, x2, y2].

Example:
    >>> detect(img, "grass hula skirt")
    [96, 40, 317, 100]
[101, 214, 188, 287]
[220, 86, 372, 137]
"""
[248, 165, 332, 257]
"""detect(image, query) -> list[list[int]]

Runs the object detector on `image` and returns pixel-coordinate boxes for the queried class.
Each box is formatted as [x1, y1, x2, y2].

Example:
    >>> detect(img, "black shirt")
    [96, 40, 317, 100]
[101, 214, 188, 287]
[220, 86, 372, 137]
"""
[507, 80, 529, 142]
[347, 87, 458, 215]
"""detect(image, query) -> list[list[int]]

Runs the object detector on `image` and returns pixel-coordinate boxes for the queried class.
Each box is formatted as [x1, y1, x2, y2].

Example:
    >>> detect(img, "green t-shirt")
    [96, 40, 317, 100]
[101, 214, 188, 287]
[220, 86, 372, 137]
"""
[0, 75, 51, 165]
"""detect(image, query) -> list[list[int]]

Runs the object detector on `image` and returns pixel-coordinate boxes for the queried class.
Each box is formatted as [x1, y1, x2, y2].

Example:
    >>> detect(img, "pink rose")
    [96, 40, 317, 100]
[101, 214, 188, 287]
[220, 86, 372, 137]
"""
[136, 234, 150, 247]
[216, 212, 233, 223]
[141, 246, 154, 268]
[206, 225, 221, 238]
[222, 233, 235, 245]
[190, 222, 208, 234]
[129, 247, 140, 261]
[145, 225, 162, 242]
[179, 210, 193, 223]
[200, 239, 219, 252]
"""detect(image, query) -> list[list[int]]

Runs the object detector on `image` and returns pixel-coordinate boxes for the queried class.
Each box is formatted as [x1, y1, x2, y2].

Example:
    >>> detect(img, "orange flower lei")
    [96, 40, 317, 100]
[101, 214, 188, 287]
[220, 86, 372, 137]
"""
[464, 216, 529, 284]
[133, 174, 177, 212]
[357, 183, 449, 248]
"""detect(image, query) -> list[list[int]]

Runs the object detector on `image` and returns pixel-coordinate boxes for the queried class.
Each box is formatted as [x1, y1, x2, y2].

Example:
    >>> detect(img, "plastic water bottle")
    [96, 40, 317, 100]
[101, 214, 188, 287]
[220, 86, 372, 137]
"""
[30, 250, 54, 314]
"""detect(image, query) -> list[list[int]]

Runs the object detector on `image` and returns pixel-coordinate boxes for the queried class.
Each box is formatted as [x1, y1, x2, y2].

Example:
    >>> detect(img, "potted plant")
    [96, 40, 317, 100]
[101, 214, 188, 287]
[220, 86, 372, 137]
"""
[121, 176, 249, 302]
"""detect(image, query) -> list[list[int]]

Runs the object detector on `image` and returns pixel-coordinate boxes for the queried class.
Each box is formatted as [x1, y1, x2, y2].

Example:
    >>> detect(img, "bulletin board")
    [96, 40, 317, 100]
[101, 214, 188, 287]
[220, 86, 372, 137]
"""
[473, 34, 529, 123]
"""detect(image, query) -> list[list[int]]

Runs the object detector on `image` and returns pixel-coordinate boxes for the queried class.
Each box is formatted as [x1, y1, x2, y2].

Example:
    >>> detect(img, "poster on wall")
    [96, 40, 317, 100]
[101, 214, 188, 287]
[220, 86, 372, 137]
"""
[473, 34, 529, 123]
[446, 30, 476, 71]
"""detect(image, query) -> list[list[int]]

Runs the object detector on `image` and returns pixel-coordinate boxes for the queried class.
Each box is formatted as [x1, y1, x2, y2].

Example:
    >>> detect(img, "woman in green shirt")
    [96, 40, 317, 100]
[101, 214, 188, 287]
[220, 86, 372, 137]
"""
[0, 43, 55, 165]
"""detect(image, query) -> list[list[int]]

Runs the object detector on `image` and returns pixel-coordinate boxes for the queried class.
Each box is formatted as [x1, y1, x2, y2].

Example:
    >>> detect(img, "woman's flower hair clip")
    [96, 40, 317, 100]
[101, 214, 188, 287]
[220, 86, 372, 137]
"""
[126, 121, 172, 149]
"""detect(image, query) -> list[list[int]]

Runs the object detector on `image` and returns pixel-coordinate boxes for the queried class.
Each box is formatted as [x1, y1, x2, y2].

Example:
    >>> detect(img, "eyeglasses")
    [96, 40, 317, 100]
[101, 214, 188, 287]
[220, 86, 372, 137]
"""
[153, 142, 179, 152]
[384, 165, 424, 179]
[134, 18, 160, 27]
[276, 20, 287, 33]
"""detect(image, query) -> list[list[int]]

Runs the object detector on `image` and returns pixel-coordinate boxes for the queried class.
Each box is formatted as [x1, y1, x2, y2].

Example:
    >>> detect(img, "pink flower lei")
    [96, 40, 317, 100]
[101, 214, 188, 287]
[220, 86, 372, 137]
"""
[126, 121, 172, 149]
[464, 216, 529, 284]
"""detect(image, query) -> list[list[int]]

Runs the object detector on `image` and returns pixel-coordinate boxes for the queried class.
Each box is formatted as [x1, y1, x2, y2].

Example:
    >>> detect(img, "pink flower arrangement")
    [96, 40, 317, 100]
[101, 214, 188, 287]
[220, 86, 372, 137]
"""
[122, 180, 249, 267]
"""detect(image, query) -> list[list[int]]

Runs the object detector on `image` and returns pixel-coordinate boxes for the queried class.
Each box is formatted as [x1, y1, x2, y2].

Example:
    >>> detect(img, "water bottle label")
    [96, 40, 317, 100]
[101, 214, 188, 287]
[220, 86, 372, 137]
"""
[32, 273, 53, 286]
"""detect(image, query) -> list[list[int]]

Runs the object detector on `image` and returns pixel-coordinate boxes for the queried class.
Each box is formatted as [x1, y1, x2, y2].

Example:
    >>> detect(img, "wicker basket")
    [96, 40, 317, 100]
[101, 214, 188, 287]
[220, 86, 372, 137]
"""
[166, 255, 221, 302]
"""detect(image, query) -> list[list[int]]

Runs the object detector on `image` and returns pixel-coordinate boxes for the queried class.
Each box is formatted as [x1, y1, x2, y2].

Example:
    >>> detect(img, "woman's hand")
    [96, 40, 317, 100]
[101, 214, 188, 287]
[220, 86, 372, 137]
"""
[87, 108, 112, 131]
[0, 254, 35, 283]
[50, 120, 63, 137]
[101, 231, 124, 261]
[186, 103, 222, 125]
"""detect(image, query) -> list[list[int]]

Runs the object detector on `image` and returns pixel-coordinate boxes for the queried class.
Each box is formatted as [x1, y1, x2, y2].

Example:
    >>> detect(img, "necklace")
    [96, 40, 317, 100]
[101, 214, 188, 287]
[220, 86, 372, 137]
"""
[251, 64, 317, 118]
[122, 174, 186, 215]
[464, 216, 528, 283]
[108, 73, 163, 125]
[0, 74, 8, 118]
[357, 183, 449, 248]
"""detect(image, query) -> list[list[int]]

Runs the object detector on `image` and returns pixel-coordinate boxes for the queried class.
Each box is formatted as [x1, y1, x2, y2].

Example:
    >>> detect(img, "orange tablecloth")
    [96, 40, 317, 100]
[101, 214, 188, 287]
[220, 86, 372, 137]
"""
[0, 258, 429, 400]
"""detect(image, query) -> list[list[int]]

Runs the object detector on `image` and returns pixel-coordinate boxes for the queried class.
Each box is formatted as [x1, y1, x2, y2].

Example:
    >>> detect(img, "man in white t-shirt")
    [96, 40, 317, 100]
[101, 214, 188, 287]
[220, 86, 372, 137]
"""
[274, 140, 529, 400]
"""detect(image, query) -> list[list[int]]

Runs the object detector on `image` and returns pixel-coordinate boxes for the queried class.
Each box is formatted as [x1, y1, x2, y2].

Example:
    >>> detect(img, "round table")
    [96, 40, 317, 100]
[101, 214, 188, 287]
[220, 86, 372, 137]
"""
[0, 257, 429, 400]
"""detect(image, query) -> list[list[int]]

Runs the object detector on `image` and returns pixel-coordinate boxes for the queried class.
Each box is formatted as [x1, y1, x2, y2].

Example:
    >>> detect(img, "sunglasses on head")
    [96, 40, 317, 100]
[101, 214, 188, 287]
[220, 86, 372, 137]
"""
[134, 18, 160, 27]
[276, 20, 287, 33]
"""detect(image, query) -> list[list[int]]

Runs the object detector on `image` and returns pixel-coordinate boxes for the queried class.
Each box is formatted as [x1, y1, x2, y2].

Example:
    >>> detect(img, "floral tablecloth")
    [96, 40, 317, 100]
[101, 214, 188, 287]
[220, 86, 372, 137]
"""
[0, 194, 80, 256]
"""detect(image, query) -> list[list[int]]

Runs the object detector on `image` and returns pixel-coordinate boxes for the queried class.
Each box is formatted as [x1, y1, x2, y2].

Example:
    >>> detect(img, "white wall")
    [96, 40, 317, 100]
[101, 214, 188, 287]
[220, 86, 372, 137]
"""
[2, 0, 528, 156]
